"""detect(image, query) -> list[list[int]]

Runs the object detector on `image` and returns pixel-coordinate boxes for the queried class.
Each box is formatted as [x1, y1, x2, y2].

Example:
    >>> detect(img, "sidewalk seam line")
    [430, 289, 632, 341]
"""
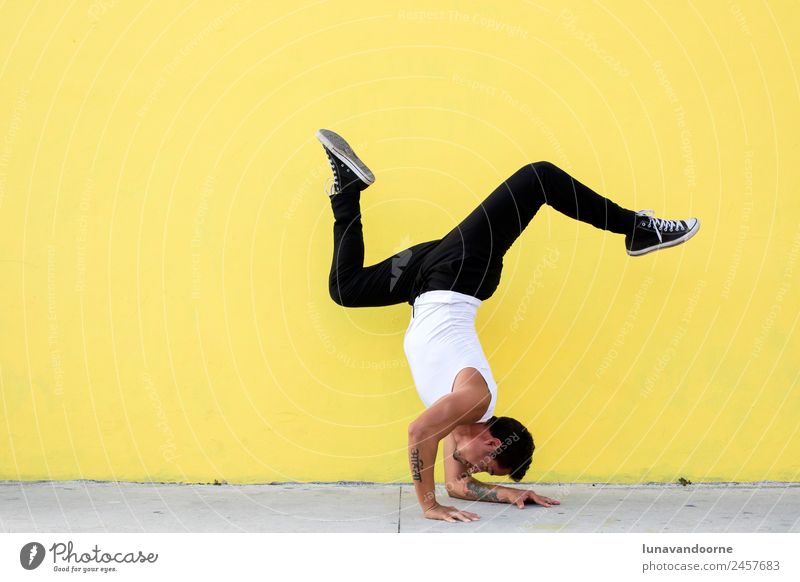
[397, 485, 402, 533]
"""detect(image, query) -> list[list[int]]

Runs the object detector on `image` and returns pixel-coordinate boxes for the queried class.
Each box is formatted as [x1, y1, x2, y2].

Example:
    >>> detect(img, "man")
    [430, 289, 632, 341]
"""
[316, 128, 700, 522]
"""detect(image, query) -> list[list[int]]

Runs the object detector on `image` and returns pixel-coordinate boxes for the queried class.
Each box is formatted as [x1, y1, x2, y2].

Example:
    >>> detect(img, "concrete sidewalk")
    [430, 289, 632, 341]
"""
[1, 481, 798, 533]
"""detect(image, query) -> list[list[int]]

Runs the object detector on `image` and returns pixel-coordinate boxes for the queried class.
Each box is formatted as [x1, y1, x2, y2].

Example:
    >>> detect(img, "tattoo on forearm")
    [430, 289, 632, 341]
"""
[465, 480, 501, 502]
[410, 448, 423, 481]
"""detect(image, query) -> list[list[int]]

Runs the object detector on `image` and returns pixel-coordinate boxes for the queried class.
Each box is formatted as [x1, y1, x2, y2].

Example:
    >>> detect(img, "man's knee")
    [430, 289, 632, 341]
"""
[509, 161, 556, 188]
[329, 280, 347, 306]
[525, 160, 558, 177]
[508, 161, 558, 205]
[329, 278, 356, 307]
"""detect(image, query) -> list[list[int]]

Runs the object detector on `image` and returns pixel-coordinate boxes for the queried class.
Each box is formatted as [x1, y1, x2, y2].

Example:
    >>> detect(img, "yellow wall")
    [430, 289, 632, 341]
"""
[1, 0, 798, 484]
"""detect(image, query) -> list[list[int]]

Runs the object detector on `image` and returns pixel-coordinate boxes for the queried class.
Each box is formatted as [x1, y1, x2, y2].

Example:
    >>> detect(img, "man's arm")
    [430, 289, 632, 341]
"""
[408, 381, 489, 522]
[443, 434, 560, 508]
[457, 477, 559, 507]
[443, 434, 513, 503]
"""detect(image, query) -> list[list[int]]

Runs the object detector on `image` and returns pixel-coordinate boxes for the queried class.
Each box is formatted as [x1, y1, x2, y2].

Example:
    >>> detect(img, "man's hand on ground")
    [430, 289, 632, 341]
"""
[502, 489, 561, 508]
[423, 503, 481, 522]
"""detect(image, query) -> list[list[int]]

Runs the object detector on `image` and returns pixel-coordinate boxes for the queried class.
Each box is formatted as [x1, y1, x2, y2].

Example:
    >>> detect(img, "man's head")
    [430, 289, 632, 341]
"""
[454, 416, 535, 481]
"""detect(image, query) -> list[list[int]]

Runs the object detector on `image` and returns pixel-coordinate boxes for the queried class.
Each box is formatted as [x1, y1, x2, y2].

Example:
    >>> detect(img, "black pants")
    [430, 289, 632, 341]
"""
[328, 161, 637, 308]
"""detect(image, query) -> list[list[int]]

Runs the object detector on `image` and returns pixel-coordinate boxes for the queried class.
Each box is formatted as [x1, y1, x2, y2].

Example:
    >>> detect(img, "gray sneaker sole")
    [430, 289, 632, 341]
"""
[315, 128, 375, 185]
[627, 219, 701, 256]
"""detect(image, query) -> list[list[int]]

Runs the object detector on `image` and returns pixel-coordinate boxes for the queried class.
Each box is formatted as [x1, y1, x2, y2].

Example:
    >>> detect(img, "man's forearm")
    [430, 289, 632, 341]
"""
[408, 431, 440, 511]
[450, 478, 518, 503]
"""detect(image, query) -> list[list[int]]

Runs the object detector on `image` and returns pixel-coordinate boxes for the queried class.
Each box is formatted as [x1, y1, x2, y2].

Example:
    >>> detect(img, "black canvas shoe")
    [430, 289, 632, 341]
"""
[315, 128, 375, 197]
[626, 209, 700, 256]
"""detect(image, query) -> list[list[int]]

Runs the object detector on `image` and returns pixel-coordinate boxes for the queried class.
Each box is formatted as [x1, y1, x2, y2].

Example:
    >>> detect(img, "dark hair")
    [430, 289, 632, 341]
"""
[486, 416, 534, 482]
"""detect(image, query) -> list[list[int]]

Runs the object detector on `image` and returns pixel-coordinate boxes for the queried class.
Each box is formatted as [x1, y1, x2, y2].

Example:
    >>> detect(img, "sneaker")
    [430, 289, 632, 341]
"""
[625, 209, 700, 256]
[315, 128, 375, 197]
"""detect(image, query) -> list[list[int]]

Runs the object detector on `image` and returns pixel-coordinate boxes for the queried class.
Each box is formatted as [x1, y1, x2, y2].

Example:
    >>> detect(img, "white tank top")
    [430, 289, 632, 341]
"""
[403, 290, 497, 423]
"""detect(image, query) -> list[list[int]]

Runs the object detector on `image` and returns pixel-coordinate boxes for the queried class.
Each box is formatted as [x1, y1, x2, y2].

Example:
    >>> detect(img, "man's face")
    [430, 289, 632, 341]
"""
[455, 441, 512, 477]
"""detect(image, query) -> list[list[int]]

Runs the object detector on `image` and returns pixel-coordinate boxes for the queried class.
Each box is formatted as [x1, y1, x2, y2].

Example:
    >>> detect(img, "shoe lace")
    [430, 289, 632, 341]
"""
[323, 151, 340, 196]
[324, 176, 336, 197]
[635, 209, 684, 242]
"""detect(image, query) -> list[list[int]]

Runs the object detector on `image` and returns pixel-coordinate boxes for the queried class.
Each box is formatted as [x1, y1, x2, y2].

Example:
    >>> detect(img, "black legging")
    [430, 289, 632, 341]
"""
[328, 161, 637, 307]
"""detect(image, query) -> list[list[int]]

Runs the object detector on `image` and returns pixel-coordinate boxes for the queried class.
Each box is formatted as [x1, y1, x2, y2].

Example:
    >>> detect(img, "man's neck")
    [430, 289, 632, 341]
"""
[451, 423, 484, 449]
